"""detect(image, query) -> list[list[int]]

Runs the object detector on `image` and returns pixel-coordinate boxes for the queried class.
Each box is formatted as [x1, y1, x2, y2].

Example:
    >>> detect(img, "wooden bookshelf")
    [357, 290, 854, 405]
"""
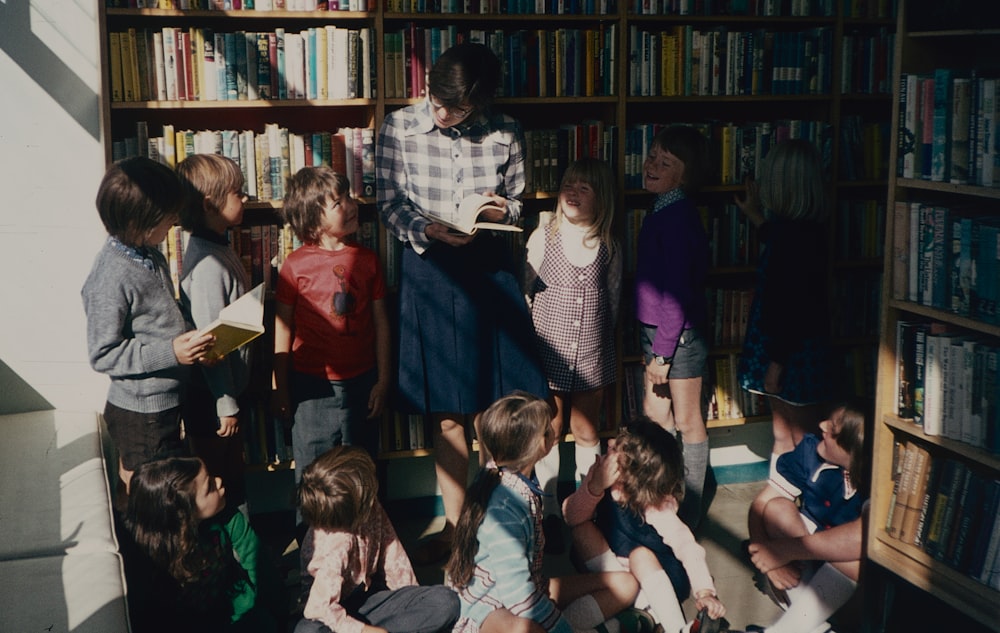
[869, 1, 1000, 629]
[98, 1, 895, 462]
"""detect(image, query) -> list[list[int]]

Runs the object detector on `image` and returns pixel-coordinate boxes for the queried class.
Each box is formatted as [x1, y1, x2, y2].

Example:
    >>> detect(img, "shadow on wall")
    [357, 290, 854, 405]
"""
[0, 357, 53, 415]
[0, 0, 101, 140]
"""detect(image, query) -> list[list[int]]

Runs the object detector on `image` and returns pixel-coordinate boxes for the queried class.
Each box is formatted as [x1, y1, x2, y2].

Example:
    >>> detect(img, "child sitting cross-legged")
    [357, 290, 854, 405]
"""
[563, 416, 728, 633]
[294, 445, 460, 633]
[447, 391, 647, 633]
[743, 403, 867, 633]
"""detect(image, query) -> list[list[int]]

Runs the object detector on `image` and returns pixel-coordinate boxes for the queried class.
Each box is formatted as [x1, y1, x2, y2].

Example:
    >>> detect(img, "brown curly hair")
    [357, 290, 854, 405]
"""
[614, 416, 685, 517]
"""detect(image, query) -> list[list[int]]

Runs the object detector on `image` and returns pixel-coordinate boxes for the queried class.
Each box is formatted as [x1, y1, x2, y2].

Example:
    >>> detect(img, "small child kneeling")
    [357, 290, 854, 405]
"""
[295, 445, 459, 633]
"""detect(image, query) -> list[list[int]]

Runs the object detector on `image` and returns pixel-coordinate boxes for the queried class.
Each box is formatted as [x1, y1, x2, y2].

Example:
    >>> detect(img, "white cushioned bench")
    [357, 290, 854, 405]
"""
[0, 409, 130, 632]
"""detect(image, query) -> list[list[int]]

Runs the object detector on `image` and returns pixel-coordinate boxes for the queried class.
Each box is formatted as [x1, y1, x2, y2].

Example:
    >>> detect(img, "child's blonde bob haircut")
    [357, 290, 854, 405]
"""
[550, 157, 618, 257]
[176, 153, 245, 232]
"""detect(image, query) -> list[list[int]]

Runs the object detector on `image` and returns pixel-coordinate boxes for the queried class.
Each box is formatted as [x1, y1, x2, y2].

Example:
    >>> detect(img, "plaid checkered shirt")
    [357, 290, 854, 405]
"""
[376, 98, 526, 255]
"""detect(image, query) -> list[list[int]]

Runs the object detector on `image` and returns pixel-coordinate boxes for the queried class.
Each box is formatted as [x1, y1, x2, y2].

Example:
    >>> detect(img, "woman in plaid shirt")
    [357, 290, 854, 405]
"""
[376, 42, 548, 563]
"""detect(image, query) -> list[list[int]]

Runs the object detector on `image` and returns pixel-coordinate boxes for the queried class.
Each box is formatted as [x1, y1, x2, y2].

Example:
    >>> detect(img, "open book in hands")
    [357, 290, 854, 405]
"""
[199, 283, 265, 361]
[432, 193, 524, 235]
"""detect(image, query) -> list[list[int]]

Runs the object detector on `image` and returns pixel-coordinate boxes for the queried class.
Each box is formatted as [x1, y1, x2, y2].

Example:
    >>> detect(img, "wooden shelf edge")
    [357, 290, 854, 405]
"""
[880, 414, 1000, 470]
[868, 535, 1000, 631]
[111, 98, 373, 109]
[707, 414, 770, 429]
[107, 8, 373, 19]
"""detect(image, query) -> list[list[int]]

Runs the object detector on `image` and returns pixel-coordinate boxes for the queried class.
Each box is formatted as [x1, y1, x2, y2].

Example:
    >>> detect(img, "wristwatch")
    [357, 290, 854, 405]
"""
[654, 355, 672, 366]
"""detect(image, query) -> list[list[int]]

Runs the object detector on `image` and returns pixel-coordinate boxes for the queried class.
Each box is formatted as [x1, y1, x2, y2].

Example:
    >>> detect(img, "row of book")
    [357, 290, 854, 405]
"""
[834, 197, 885, 260]
[388, 25, 620, 99]
[629, 0, 836, 16]
[105, 0, 893, 16]
[884, 439, 1000, 590]
[524, 123, 618, 194]
[838, 115, 890, 181]
[831, 270, 881, 339]
[107, 0, 373, 10]
[895, 320, 1000, 453]
[896, 70, 1000, 187]
[623, 119, 832, 189]
[108, 25, 375, 103]
[112, 122, 376, 201]
[627, 25, 838, 97]
[387, 0, 618, 13]
[892, 202, 1000, 323]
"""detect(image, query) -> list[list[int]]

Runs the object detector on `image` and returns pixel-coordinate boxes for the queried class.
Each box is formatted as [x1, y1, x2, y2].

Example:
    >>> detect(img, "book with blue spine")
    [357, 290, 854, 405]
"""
[931, 67, 954, 182]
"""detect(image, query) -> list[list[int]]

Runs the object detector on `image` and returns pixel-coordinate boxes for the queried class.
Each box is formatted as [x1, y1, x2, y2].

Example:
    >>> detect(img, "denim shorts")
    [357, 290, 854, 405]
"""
[640, 324, 708, 380]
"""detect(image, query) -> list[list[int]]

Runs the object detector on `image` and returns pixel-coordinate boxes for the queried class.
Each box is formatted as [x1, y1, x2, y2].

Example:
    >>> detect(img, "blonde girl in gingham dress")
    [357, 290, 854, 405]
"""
[525, 158, 622, 548]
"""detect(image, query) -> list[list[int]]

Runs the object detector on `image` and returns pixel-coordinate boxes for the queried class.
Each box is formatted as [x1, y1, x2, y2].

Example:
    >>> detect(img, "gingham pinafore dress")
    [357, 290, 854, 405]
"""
[531, 223, 616, 392]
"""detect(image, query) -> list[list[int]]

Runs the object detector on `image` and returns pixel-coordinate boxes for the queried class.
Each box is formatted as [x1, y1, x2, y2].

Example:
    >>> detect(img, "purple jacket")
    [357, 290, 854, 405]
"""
[635, 190, 709, 358]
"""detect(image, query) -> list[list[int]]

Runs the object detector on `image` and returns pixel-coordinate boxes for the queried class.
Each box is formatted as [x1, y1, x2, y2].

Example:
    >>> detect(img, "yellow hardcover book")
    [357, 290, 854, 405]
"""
[714, 356, 734, 420]
[191, 27, 204, 101]
[161, 123, 176, 168]
[128, 28, 142, 101]
[720, 123, 735, 184]
[174, 129, 188, 164]
[109, 32, 124, 102]
[120, 29, 137, 102]
[199, 283, 266, 361]
[662, 32, 675, 96]
[536, 30, 548, 98]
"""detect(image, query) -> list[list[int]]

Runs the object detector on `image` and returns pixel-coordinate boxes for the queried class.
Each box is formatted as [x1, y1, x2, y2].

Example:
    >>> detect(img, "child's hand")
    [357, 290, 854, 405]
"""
[476, 193, 507, 222]
[426, 222, 476, 247]
[173, 330, 215, 365]
[367, 381, 388, 418]
[645, 358, 670, 385]
[695, 592, 726, 619]
[587, 452, 619, 496]
[217, 415, 239, 438]
[271, 388, 291, 421]
[733, 177, 764, 226]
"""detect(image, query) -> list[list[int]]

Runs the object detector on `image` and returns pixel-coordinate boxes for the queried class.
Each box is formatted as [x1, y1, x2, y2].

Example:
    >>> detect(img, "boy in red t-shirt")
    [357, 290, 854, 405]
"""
[272, 166, 390, 486]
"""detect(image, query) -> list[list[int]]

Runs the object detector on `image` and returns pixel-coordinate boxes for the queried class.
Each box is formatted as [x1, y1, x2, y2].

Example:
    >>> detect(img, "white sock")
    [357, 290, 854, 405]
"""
[562, 594, 605, 631]
[535, 443, 561, 517]
[636, 568, 686, 632]
[575, 442, 601, 483]
[766, 563, 855, 633]
[584, 549, 628, 573]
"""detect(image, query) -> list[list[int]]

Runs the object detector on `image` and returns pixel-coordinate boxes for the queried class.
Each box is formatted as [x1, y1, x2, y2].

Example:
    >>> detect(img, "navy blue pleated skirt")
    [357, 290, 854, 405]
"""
[396, 235, 549, 415]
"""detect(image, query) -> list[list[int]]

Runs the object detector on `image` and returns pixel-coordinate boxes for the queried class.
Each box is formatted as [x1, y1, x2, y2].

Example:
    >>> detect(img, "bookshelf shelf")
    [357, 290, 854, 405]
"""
[882, 415, 1000, 470]
[868, 534, 999, 628]
[110, 98, 374, 109]
[107, 8, 373, 19]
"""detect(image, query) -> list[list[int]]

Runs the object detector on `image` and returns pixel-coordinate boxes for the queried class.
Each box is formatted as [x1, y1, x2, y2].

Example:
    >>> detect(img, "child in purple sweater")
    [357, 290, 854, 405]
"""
[634, 125, 713, 529]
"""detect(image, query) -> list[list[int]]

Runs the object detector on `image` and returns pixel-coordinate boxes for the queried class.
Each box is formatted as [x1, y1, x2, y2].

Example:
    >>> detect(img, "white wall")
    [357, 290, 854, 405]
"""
[0, 1, 109, 413]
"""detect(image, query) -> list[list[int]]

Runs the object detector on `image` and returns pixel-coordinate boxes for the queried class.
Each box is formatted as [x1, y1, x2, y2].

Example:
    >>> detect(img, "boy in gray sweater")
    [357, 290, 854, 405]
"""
[82, 157, 214, 493]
